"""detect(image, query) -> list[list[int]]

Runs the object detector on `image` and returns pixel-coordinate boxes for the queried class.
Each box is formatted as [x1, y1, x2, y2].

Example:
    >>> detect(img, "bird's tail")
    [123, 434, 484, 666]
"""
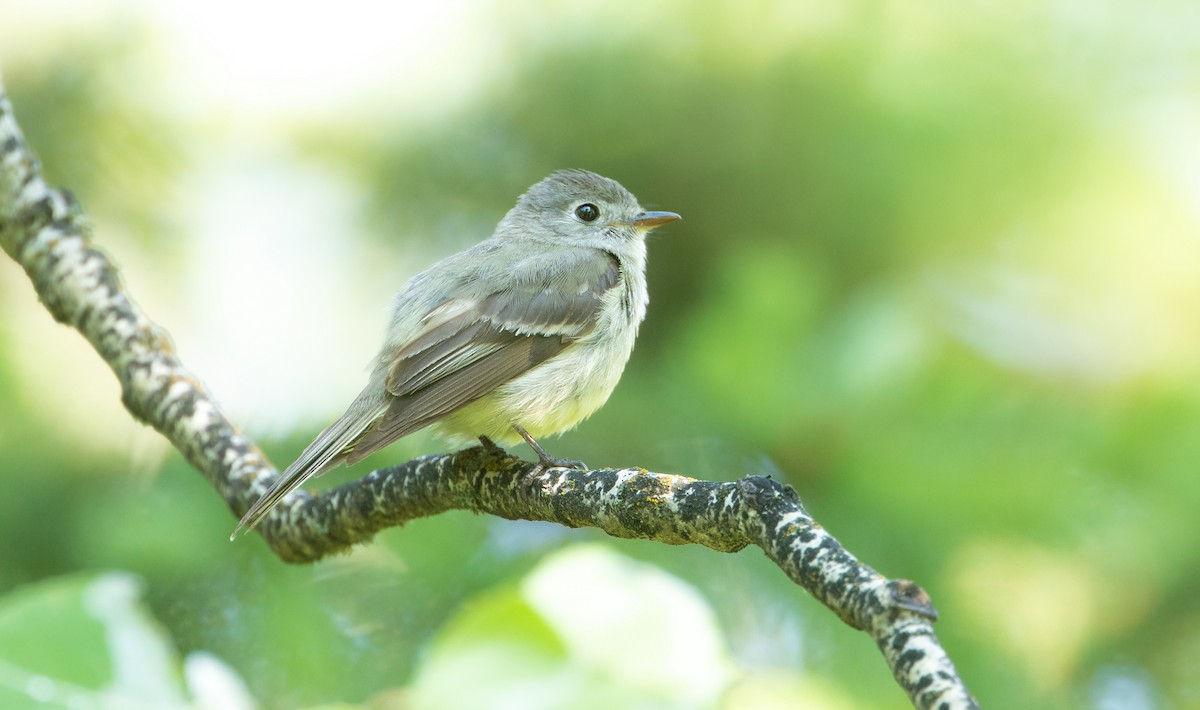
[232, 389, 388, 538]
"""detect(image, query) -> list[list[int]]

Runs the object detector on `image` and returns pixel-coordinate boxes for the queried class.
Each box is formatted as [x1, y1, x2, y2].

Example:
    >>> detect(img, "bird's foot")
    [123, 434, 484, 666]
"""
[511, 423, 587, 484]
[477, 434, 506, 458]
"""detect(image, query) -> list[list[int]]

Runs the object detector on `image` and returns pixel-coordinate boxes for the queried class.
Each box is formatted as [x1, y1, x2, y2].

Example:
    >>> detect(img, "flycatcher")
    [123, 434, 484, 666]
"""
[235, 170, 679, 535]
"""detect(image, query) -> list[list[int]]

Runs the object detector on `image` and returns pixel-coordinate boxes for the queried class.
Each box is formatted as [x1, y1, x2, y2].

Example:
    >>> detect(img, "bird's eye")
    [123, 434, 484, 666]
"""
[575, 203, 600, 222]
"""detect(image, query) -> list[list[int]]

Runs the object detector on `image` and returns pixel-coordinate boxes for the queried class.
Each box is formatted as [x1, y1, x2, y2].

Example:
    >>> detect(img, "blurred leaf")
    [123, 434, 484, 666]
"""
[410, 545, 735, 710]
[0, 571, 252, 709]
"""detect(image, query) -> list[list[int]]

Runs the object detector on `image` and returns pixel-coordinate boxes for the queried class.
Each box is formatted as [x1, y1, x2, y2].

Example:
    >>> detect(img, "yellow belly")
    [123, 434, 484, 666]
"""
[430, 338, 633, 446]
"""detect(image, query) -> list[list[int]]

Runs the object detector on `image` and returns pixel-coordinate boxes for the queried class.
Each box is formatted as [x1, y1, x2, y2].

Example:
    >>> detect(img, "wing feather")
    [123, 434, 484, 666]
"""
[346, 334, 564, 464]
[385, 250, 619, 397]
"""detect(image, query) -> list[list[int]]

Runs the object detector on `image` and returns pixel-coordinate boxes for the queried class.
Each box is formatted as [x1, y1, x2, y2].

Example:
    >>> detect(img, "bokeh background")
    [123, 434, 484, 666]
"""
[2, 1, 1199, 708]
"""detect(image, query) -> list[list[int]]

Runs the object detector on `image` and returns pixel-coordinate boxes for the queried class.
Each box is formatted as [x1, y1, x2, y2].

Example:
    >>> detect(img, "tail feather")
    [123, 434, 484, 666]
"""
[232, 391, 388, 538]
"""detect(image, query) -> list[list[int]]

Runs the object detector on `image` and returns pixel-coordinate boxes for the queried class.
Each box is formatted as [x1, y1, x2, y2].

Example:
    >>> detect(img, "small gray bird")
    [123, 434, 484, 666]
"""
[234, 170, 679, 535]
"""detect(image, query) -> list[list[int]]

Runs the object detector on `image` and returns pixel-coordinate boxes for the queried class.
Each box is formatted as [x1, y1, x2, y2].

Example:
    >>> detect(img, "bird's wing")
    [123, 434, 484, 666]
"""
[343, 248, 621, 464]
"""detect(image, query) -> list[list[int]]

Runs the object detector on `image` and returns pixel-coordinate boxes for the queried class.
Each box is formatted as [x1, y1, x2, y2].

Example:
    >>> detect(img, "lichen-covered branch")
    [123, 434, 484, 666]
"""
[0, 93, 274, 520]
[0, 88, 979, 710]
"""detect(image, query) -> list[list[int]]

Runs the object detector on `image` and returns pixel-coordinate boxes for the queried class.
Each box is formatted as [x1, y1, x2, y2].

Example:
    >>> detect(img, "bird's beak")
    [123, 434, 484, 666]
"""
[624, 211, 681, 230]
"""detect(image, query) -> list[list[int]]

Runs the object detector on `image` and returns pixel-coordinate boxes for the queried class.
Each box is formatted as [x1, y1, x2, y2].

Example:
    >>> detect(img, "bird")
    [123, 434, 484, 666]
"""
[234, 169, 680, 536]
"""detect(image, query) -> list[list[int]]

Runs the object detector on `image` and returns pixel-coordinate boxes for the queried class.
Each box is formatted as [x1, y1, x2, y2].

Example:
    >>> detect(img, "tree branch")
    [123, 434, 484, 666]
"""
[0, 88, 979, 710]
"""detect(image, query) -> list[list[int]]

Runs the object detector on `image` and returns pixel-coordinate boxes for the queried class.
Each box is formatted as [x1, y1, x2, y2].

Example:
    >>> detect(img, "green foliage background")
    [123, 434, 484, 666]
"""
[2, 2, 1199, 708]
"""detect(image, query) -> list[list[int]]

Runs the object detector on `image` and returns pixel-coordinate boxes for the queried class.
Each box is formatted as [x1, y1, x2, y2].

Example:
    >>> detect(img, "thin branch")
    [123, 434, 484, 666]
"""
[0, 88, 979, 710]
